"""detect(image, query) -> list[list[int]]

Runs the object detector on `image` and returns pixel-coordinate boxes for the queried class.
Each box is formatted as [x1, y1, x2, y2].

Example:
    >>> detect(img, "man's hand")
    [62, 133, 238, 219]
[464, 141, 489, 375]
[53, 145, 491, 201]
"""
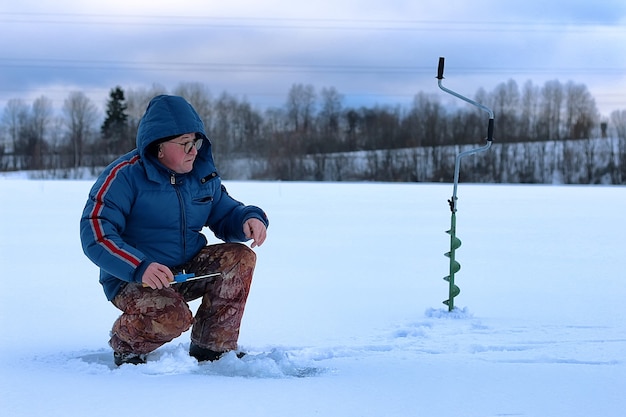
[244, 218, 267, 248]
[142, 262, 174, 289]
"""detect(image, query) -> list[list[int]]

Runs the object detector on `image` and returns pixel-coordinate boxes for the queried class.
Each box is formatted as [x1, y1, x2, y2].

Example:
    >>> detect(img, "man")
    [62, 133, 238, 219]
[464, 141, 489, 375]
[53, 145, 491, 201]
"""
[80, 95, 268, 366]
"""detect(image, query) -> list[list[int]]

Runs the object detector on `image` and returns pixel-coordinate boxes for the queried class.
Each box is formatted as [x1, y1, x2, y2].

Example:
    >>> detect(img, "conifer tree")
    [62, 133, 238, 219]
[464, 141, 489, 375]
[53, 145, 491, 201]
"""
[101, 86, 130, 154]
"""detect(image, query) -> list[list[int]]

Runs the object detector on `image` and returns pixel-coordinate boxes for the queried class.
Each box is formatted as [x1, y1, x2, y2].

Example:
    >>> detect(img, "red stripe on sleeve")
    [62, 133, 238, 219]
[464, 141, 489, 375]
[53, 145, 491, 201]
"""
[89, 155, 142, 267]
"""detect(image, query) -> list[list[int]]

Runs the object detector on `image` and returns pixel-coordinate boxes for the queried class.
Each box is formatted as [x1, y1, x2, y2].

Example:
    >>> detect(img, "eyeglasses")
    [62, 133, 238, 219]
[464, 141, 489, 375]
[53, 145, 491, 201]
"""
[167, 138, 203, 154]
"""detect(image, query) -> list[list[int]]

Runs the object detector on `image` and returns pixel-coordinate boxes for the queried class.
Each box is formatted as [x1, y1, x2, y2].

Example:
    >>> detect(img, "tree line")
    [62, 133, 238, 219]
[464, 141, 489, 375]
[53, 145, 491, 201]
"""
[1, 79, 625, 183]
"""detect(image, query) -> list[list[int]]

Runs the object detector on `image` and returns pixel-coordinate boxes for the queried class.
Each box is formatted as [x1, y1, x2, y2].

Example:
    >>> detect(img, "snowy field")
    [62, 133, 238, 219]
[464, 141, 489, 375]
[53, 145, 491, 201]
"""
[0, 178, 624, 417]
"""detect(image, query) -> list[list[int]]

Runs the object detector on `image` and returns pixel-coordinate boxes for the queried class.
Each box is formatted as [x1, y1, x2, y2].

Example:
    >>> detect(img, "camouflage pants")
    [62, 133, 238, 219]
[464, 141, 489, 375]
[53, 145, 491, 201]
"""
[109, 243, 256, 355]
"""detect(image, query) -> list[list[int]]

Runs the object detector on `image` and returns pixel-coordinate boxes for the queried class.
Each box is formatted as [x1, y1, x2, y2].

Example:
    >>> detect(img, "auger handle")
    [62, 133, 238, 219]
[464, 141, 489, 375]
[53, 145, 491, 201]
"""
[437, 56, 494, 146]
[437, 57, 445, 80]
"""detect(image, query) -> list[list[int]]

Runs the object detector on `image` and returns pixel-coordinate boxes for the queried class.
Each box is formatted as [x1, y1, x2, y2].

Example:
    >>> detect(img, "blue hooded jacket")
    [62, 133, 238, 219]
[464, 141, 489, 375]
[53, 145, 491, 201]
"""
[80, 95, 268, 300]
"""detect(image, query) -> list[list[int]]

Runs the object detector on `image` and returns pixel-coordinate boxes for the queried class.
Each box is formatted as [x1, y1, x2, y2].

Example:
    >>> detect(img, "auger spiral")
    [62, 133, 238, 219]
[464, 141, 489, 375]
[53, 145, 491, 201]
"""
[443, 206, 461, 309]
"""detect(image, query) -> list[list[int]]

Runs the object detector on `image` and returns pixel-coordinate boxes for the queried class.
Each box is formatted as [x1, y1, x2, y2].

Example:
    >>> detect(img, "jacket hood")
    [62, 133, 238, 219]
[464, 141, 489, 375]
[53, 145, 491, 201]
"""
[136, 95, 209, 158]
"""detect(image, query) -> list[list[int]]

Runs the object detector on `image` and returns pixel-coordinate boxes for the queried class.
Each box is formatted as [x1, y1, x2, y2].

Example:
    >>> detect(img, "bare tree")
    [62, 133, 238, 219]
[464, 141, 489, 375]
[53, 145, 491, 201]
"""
[211, 92, 241, 158]
[63, 91, 99, 168]
[125, 84, 168, 140]
[318, 86, 343, 138]
[406, 92, 445, 147]
[610, 110, 626, 183]
[234, 100, 263, 155]
[173, 82, 212, 129]
[1, 99, 29, 155]
[539, 80, 564, 140]
[490, 79, 520, 141]
[612, 110, 626, 140]
[519, 80, 540, 140]
[563, 81, 598, 139]
[360, 105, 402, 150]
[344, 109, 360, 151]
[27, 96, 53, 170]
[286, 84, 316, 133]
[262, 106, 305, 179]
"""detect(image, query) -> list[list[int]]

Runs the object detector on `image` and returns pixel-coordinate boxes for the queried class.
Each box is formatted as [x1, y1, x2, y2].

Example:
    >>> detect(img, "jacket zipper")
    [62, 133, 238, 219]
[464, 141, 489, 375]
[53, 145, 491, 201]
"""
[170, 173, 186, 259]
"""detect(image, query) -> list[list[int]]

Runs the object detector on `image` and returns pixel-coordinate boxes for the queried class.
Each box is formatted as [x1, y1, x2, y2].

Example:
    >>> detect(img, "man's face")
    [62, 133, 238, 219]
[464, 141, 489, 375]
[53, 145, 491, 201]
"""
[158, 133, 201, 174]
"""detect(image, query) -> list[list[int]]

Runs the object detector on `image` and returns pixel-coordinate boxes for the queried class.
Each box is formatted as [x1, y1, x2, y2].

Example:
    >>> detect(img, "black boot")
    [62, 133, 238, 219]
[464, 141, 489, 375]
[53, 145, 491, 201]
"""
[114, 352, 147, 366]
[189, 343, 245, 362]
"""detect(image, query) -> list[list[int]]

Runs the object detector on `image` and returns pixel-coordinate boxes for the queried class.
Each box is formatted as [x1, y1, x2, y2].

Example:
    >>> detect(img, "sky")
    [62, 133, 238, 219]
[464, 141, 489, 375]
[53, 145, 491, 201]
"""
[1, 0, 625, 119]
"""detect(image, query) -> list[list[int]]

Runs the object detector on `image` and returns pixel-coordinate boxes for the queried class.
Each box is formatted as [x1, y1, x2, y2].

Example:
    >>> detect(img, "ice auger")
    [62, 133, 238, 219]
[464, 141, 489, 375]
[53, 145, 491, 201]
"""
[436, 57, 494, 311]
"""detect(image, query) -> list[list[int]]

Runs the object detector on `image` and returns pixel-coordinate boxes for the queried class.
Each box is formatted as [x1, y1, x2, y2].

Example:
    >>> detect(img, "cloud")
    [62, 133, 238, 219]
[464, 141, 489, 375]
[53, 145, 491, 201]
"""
[0, 0, 625, 116]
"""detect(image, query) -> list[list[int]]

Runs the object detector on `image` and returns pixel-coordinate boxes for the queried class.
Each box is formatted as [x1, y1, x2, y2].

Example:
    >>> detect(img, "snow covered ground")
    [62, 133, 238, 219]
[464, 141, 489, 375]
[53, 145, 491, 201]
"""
[0, 178, 624, 417]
